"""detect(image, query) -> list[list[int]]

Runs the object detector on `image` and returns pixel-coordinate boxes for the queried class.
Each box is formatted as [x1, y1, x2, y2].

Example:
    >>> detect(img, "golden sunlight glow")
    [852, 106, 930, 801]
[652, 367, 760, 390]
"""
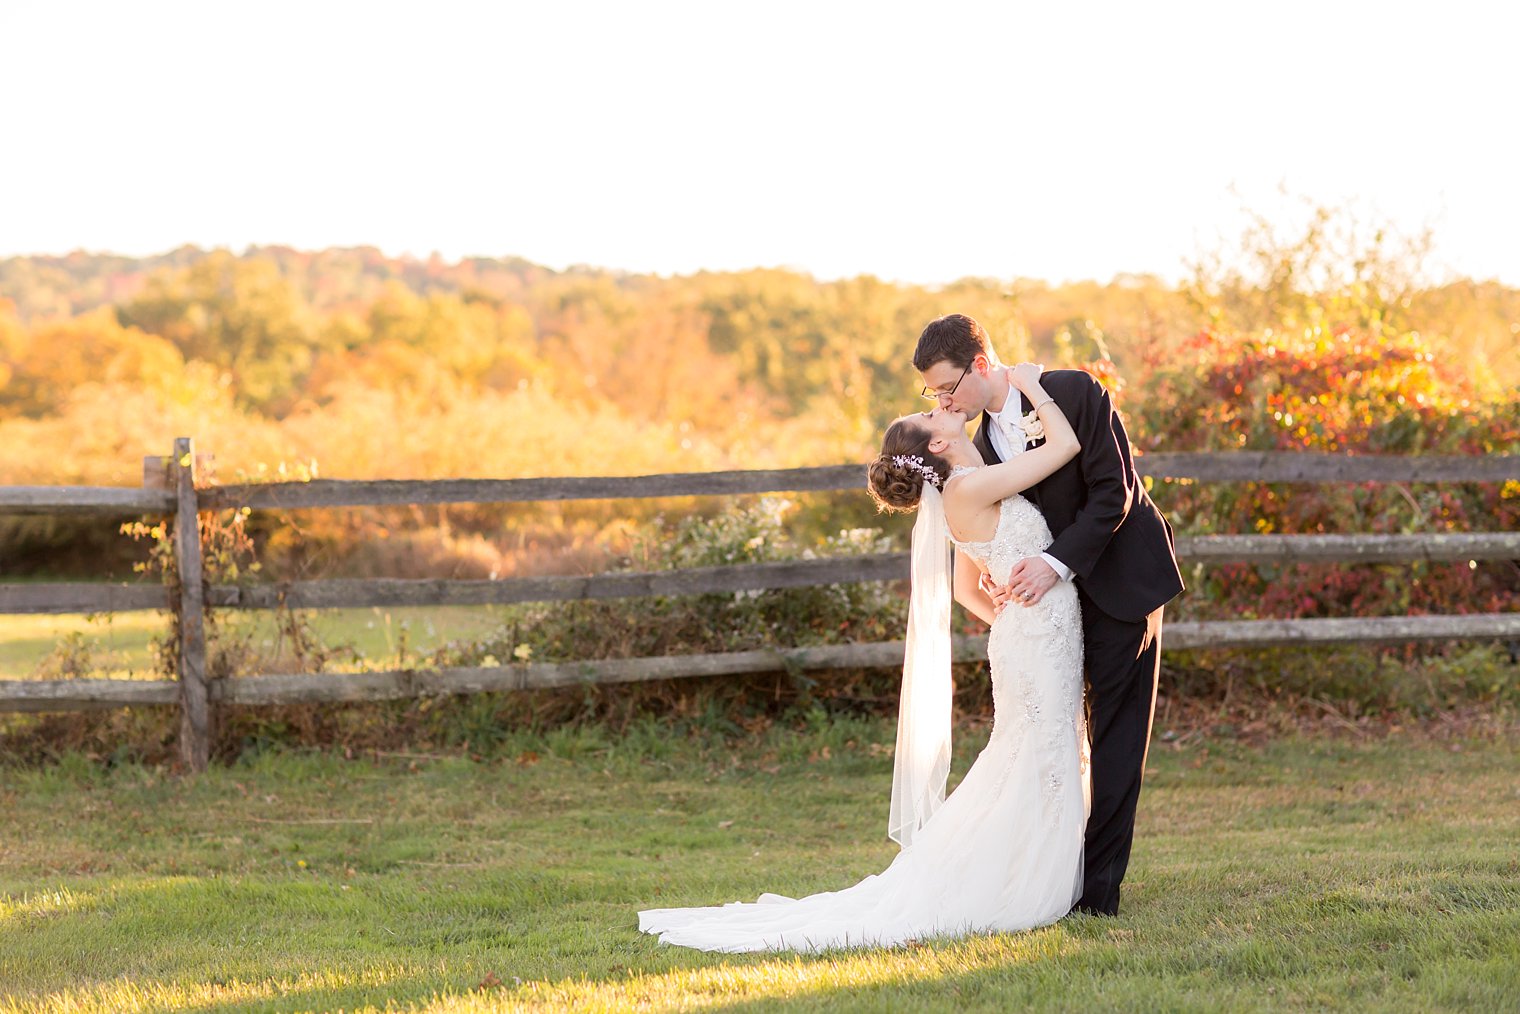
[0, 967, 417, 1014]
[0, 887, 88, 922]
[485, 930, 1077, 1012]
[0, 929, 1079, 1013]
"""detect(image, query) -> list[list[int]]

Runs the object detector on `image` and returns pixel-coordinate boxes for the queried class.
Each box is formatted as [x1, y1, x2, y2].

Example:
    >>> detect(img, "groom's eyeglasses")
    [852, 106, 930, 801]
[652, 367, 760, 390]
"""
[920, 363, 972, 401]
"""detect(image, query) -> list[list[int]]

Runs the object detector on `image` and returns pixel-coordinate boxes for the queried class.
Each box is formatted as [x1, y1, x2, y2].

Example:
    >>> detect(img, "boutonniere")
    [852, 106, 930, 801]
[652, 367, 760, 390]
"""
[1020, 410, 1045, 445]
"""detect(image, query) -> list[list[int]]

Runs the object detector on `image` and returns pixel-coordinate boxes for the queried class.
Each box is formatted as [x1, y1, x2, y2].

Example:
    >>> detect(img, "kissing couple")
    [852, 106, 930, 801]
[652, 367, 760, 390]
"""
[640, 313, 1184, 951]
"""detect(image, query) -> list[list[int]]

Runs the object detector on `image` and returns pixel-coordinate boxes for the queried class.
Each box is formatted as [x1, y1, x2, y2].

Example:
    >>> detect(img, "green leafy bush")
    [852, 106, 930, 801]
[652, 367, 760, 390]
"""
[408, 497, 943, 742]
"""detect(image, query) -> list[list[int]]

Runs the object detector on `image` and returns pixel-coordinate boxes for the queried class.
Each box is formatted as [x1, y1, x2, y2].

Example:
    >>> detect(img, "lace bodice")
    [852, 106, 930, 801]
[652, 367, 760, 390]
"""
[943, 466, 1054, 585]
[941, 463, 1084, 781]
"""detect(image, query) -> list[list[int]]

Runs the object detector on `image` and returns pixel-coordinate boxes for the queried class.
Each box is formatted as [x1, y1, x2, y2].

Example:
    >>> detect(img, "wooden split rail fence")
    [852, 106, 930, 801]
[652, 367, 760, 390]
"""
[3, 440, 1518, 770]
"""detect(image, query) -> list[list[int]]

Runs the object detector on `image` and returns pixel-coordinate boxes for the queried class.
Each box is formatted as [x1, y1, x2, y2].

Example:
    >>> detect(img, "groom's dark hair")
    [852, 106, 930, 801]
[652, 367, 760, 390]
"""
[913, 313, 994, 372]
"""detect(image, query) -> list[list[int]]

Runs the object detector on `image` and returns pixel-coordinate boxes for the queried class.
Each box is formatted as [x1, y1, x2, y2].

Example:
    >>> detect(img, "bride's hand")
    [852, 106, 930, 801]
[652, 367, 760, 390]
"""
[1010, 362, 1044, 395]
[978, 572, 1016, 616]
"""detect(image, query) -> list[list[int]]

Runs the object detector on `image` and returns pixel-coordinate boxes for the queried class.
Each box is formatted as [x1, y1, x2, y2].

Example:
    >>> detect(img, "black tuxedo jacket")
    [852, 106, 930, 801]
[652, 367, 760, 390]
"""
[973, 369, 1184, 623]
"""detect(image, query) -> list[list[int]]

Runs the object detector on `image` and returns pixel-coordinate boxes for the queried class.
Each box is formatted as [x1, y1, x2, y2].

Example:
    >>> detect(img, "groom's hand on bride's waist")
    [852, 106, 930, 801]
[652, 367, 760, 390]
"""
[1006, 558, 1060, 607]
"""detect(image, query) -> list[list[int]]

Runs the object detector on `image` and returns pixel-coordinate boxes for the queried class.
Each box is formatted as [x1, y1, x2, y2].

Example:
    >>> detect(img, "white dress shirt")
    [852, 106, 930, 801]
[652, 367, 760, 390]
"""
[983, 385, 1074, 583]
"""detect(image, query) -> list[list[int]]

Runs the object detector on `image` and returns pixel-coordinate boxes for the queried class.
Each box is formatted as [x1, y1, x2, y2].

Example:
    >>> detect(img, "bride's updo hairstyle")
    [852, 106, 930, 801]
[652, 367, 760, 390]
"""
[867, 418, 951, 514]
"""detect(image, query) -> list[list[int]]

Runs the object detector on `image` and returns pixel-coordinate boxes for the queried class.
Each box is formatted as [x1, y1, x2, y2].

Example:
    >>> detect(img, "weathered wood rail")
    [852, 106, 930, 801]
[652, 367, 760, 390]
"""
[3, 445, 1518, 769]
[6, 612, 1518, 716]
[7, 533, 1520, 615]
[6, 452, 1518, 517]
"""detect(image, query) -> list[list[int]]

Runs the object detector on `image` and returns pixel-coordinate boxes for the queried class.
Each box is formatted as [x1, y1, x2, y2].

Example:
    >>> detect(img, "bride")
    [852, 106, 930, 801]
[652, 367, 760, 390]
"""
[639, 363, 1089, 952]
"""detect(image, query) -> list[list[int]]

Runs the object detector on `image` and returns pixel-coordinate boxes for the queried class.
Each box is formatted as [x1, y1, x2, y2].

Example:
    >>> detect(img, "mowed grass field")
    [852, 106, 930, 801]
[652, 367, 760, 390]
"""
[0, 607, 505, 681]
[2, 720, 1517, 1012]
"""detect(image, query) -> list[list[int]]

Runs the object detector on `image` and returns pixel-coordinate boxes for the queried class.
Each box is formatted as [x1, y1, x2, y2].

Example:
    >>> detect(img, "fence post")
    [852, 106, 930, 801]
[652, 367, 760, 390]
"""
[173, 437, 210, 772]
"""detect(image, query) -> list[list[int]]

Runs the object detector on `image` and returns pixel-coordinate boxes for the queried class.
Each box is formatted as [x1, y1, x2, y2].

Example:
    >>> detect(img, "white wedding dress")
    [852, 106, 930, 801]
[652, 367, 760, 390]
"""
[639, 480, 1090, 952]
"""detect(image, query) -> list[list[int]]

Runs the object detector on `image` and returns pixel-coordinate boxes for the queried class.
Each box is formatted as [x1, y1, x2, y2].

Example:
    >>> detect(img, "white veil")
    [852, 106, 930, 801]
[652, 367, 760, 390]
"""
[887, 481, 953, 848]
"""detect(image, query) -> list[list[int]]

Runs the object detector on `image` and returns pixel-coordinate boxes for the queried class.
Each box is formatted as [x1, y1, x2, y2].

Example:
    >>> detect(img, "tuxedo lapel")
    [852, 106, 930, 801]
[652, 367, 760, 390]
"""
[974, 410, 1001, 465]
[1016, 390, 1045, 509]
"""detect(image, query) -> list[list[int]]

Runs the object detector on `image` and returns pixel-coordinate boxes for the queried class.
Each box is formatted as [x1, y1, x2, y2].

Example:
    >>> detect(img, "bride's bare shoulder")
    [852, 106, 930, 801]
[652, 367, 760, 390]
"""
[941, 470, 980, 508]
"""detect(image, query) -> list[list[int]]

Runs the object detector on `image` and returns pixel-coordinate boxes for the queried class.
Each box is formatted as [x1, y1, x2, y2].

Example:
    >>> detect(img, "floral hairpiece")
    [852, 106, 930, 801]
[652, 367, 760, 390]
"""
[891, 454, 942, 489]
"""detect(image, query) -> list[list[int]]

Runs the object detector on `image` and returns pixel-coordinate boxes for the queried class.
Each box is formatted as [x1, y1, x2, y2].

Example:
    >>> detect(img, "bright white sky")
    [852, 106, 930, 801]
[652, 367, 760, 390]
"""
[1, 0, 1515, 286]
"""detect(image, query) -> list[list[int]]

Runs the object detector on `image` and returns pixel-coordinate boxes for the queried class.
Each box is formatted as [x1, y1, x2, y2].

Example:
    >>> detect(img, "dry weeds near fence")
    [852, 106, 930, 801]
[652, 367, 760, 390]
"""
[3, 440, 1519, 770]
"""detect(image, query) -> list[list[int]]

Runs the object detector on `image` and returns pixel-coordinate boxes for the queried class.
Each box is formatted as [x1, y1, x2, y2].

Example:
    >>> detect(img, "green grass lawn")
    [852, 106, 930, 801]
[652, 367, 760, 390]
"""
[0, 607, 505, 681]
[0, 612, 167, 680]
[1, 721, 1516, 1012]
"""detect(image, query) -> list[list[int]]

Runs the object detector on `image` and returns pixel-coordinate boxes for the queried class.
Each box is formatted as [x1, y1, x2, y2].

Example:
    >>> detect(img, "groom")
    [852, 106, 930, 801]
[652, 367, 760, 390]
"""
[913, 313, 1184, 917]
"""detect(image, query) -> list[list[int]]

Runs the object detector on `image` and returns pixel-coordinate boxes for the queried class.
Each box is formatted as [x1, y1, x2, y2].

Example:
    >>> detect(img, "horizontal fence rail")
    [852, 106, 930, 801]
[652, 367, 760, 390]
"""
[5, 612, 1520, 713]
[0, 486, 176, 515]
[4, 533, 1518, 615]
[212, 557, 910, 611]
[5, 454, 1517, 517]
[193, 453, 1520, 510]
[1161, 613, 1520, 648]
[0, 583, 169, 615]
[1171, 531, 1520, 564]
[200, 466, 867, 511]
[0, 678, 180, 711]
[1137, 452, 1520, 484]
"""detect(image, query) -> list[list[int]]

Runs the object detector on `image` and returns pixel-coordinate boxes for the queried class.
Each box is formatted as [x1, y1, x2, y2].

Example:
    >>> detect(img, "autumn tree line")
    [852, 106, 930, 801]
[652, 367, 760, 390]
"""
[1, 207, 1517, 600]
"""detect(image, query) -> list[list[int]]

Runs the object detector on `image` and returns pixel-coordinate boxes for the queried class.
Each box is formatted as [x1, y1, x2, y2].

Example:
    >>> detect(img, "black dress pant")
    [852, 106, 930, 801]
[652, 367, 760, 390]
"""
[1074, 592, 1163, 916]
